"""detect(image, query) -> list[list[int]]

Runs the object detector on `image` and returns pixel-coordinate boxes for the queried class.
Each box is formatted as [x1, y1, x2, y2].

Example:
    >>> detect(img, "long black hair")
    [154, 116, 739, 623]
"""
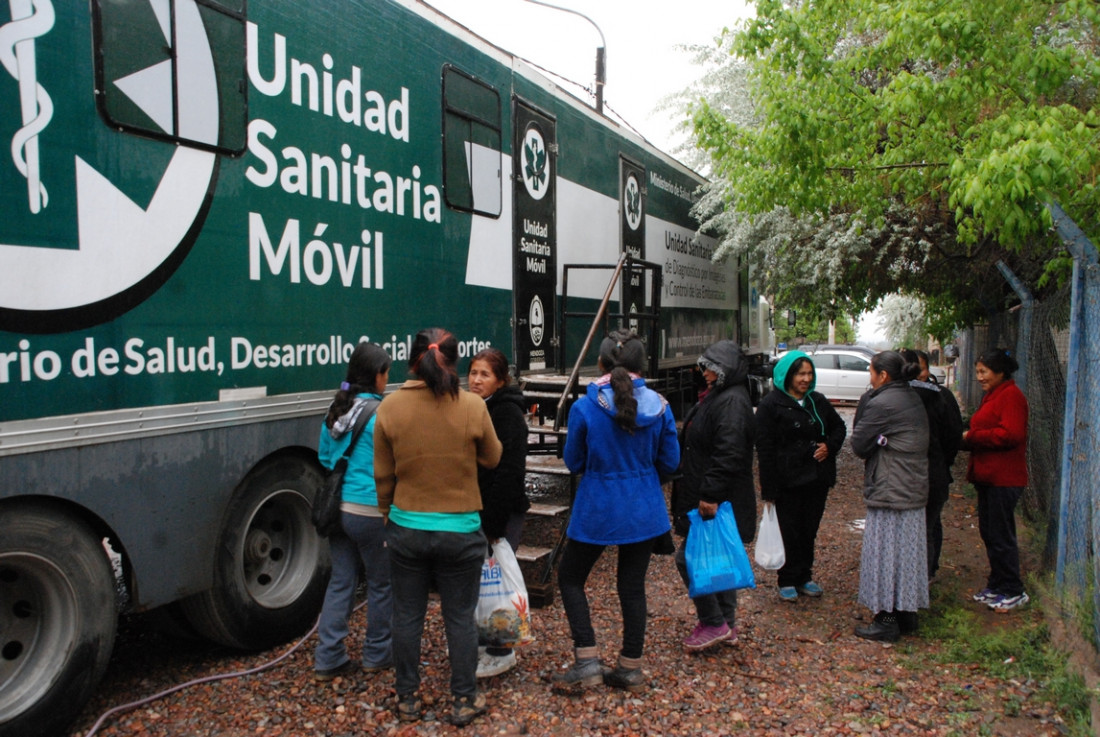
[871, 350, 920, 383]
[325, 342, 391, 428]
[409, 327, 460, 398]
[597, 329, 646, 433]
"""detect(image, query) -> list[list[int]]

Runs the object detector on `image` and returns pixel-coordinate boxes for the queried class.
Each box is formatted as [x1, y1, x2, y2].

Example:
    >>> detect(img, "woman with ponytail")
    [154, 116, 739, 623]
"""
[313, 342, 392, 680]
[850, 350, 930, 642]
[553, 330, 679, 695]
[374, 328, 502, 727]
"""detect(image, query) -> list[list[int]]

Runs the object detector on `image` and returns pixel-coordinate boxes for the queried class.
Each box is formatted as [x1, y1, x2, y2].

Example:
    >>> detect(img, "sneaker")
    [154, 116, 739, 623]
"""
[989, 592, 1030, 611]
[450, 692, 487, 727]
[797, 581, 823, 597]
[778, 586, 799, 602]
[721, 625, 740, 646]
[396, 693, 422, 722]
[682, 621, 732, 652]
[313, 660, 357, 681]
[972, 587, 998, 603]
[476, 650, 516, 678]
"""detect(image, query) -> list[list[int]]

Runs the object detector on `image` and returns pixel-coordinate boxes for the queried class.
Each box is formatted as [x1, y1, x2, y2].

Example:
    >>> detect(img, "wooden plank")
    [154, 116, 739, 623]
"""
[515, 545, 552, 562]
[528, 502, 568, 517]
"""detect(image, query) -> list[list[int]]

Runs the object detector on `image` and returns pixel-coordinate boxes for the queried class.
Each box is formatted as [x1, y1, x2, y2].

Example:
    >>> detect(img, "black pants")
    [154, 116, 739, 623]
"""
[557, 537, 654, 659]
[976, 484, 1024, 596]
[773, 482, 829, 589]
[925, 483, 949, 578]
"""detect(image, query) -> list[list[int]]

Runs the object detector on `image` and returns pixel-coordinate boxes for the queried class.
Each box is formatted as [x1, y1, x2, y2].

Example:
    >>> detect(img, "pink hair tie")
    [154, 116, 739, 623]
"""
[428, 343, 439, 351]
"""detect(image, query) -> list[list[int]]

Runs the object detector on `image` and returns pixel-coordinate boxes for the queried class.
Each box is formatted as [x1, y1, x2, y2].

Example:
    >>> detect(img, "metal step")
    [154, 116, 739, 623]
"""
[515, 544, 553, 562]
[528, 502, 569, 517]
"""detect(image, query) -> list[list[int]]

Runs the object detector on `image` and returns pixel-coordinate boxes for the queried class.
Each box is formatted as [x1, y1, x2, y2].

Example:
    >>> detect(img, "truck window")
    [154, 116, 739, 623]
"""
[92, 0, 247, 155]
[442, 65, 502, 217]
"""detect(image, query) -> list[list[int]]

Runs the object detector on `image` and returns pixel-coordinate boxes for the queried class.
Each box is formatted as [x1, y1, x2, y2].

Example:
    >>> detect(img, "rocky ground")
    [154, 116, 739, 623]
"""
[69, 407, 1086, 737]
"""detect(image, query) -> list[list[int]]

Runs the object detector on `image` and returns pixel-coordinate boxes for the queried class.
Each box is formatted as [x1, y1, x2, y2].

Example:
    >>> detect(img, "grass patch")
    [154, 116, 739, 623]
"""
[912, 586, 1092, 737]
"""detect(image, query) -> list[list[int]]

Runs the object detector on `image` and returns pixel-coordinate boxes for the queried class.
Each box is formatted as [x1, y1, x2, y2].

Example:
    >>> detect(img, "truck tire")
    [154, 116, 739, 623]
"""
[181, 457, 328, 650]
[0, 505, 117, 737]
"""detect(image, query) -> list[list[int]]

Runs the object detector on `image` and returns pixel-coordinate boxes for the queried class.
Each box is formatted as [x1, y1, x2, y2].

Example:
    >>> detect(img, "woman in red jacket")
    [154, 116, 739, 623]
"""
[963, 349, 1029, 612]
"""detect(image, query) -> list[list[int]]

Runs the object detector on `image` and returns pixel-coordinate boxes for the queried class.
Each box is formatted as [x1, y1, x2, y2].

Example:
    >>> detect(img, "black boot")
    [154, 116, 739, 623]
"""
[854, 611, 900, 642]
[896, 610, 919, 634]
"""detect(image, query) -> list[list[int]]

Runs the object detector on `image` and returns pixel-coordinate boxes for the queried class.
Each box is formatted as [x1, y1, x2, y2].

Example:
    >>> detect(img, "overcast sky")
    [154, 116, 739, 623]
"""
[422, 0, 753, 154]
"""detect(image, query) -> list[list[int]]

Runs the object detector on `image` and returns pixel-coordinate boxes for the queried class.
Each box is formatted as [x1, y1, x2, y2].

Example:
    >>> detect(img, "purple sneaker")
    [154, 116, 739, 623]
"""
[721, 625, 740, 646]
[682, 622, 732, 652]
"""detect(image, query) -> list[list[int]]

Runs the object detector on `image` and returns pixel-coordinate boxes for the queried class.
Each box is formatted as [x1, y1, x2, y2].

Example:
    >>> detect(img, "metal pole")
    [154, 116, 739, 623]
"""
[994, 260, 1034, 395]
[523, 0, 606, 113]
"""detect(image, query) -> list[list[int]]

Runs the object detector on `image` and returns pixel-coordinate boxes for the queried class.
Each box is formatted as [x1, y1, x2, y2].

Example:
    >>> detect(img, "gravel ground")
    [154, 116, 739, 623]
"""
[68, 407, 1078, 737]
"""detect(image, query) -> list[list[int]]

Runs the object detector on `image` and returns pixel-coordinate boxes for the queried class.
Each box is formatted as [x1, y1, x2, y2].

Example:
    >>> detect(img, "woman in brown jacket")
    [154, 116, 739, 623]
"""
[374, 328, 502, 727]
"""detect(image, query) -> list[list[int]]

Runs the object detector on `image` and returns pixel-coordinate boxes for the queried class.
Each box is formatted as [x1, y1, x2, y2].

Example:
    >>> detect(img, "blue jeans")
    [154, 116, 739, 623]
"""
[557, 537, 654, 660]
[675, 537, 738, 628]
[314, 513, 392, 670]
[386, 522, 487, 700]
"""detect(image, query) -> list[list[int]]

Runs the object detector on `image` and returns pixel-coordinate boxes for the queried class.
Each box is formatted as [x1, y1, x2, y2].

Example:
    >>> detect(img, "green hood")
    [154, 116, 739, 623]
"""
[773, 350, 816, 398]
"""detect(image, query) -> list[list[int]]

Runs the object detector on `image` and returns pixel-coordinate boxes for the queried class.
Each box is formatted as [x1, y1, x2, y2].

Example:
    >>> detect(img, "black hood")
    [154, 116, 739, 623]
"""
[485, 383, 527, 413]
[698, 340, 749, 390]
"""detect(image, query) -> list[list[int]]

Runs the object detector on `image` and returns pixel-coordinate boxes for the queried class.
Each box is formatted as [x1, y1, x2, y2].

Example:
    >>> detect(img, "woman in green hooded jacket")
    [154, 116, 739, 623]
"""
[755, 350, 847, 601]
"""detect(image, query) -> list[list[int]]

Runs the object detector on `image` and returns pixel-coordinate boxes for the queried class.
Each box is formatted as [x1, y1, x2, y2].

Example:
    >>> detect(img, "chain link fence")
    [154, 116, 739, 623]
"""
[954, 210, 1099, 643]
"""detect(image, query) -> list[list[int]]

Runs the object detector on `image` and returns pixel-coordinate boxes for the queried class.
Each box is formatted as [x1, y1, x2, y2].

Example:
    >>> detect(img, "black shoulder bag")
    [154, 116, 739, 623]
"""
[312, 399, 380, 537]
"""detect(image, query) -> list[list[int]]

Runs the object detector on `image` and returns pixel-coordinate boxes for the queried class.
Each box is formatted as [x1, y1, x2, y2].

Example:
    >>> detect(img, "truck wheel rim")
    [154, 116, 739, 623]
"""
[238, 490, 321, 609]
[0, 554, 77, 721]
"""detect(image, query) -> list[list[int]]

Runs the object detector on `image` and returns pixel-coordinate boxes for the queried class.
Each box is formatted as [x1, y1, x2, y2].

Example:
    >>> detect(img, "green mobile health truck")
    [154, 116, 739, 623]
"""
[0, 2, 771, 734]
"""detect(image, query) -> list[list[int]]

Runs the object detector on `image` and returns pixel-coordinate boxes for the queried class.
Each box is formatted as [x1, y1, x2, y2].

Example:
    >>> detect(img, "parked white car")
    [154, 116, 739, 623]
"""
[808, 348, 874, 401]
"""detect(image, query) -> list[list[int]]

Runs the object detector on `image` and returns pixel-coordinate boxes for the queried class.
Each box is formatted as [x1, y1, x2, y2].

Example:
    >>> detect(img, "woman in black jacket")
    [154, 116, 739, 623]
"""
[671, 340, 757, 653]
[467, 348, 529, 678]
[755, 350, 847, 602]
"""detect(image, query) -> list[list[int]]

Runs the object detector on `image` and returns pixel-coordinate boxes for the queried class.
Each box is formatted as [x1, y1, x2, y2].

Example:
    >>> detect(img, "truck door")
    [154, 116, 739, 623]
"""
[512, 100, 556, 371]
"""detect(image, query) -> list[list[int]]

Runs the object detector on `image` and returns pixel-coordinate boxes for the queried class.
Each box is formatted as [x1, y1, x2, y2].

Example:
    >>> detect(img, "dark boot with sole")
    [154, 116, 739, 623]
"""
[854, 611, 900, 642]
[896, 610, 919, 635]
[603, 655, 647, 693]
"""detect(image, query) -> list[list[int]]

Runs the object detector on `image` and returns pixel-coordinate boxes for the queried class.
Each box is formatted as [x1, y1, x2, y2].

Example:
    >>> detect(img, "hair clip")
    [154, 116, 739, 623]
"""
[340, 381, 351, 391]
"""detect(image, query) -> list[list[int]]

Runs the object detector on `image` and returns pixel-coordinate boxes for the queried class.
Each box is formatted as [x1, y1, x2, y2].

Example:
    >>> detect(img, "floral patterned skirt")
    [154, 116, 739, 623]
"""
[858, 507, 929, 613]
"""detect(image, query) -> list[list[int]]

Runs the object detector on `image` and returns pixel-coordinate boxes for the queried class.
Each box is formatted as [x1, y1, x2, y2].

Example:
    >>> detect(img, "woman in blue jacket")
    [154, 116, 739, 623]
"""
[313, 342, 392, 679]
[553, 330, 679, 695]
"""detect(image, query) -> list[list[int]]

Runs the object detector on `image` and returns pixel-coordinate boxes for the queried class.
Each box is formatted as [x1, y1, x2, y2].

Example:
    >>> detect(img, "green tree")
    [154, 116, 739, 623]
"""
[690, 0, 1099, 337]
[774, 311, 856, 345]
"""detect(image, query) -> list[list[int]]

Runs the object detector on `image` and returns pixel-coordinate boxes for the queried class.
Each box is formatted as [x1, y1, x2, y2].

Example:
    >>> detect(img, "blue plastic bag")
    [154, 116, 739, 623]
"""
[685, 501, 756, 597]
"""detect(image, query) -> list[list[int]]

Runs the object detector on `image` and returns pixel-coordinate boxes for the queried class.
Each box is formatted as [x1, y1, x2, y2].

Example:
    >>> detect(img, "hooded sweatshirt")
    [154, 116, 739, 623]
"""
[671, 340, 757, 541]
[318, 393, 384, 507]
[755, 350, 847, 500]
[563, 375, 679, 545]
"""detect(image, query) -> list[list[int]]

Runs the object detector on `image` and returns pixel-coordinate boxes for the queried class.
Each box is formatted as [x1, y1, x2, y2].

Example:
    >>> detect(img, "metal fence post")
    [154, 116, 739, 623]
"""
[994, 261, 1034, 396]
[1046, 203, 1100, 643]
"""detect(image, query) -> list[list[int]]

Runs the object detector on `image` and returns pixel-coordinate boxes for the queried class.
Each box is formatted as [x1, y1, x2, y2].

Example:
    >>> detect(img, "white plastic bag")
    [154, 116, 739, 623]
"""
[754, 502, 786, 570]
[476, 540, 535, 647]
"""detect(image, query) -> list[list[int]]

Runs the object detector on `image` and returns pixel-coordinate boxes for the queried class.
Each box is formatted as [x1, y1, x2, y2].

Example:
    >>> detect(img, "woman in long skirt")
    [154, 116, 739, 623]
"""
[850, 351, 930, 641]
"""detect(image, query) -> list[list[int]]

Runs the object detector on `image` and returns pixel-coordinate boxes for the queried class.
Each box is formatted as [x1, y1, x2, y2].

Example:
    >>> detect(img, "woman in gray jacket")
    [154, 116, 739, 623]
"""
[850, 351, 930, 642]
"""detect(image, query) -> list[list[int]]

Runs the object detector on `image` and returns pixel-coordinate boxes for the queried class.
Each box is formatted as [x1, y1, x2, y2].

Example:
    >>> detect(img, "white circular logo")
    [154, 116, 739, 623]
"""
[0, 0, 218, 331]
[529, 295, 544, 347]
[521, 127, 549, 201]
[623, 174, 642, 231]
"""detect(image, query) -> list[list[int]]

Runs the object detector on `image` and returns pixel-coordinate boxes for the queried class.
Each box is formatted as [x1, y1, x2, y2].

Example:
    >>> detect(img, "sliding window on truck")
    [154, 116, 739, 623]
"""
[92, 0, 247, 155]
